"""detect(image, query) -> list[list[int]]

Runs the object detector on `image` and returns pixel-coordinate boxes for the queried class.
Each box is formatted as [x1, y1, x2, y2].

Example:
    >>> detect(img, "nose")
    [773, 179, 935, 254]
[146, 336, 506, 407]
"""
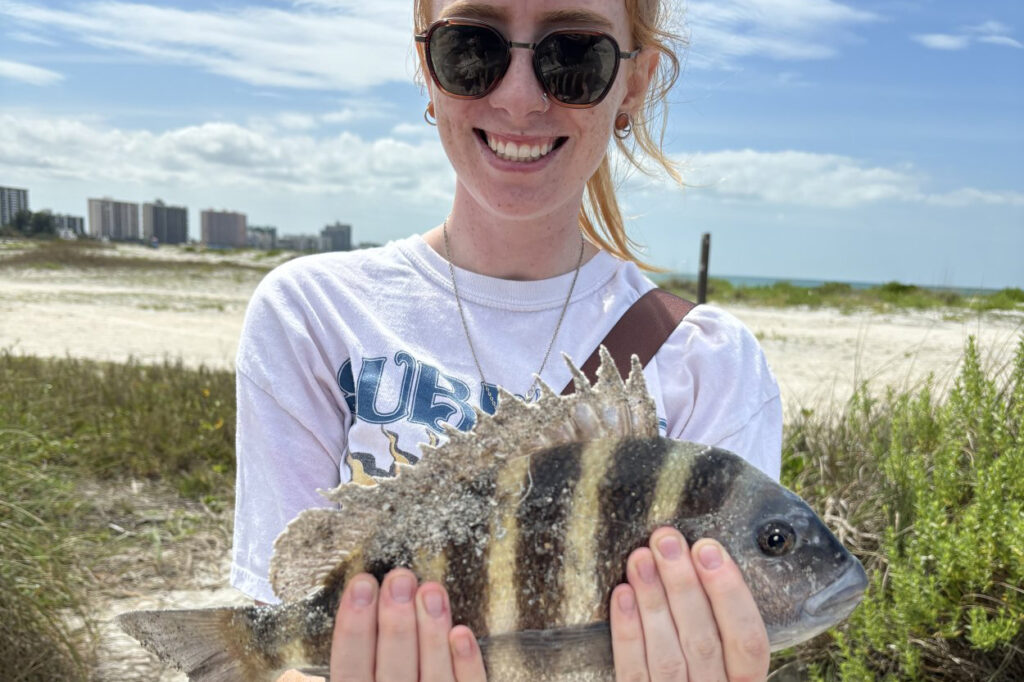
[487, 46, 550, 120]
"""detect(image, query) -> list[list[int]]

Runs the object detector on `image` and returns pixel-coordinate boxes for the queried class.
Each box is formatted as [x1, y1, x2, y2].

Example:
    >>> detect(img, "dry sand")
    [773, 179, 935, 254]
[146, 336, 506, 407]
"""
[2, 242, 1021, 680]
[2, 243, 1020, 411]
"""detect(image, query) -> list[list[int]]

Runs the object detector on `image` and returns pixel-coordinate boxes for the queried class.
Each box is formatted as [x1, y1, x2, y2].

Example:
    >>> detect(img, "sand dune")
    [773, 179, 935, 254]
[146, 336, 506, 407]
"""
[2, 244, 1020, 413]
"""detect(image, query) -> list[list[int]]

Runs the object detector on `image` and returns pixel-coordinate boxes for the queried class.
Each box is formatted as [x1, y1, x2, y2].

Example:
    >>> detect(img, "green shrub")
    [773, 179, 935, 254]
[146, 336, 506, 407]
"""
[777, 336, 1024, 680]
[0, 353, 236, 497]
[660, 277, 1018, 311]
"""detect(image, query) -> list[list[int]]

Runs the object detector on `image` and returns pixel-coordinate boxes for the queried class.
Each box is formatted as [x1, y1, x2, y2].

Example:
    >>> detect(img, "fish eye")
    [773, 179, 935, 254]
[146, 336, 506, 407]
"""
[757, 520, 796, 556]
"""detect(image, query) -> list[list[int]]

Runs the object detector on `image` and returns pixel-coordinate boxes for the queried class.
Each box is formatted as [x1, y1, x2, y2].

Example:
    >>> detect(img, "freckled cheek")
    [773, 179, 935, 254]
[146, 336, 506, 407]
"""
[575, 111, 616, 173]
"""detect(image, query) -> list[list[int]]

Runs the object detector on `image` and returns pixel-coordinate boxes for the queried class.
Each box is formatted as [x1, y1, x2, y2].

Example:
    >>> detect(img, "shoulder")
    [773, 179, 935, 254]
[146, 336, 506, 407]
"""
[651, 302, 780, 435]
[657, 302, 776, 400]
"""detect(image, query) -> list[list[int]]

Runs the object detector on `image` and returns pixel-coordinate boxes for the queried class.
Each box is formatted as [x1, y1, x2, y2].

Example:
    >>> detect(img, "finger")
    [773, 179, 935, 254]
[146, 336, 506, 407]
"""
[626, 546, 687, 681]
[691, 539, 770, 682]
[448, 625, 488, 682]
[331, 574, 379, 682]
[416, 582, 456, 682]
[609, 584, 649, 682]
[650, 528, 727, 681]
[375, 569, 420, 681]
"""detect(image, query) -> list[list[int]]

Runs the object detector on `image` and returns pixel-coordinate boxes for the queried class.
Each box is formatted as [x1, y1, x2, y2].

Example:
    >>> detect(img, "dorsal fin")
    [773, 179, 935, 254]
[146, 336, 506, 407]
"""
[269, 347, 657, 601]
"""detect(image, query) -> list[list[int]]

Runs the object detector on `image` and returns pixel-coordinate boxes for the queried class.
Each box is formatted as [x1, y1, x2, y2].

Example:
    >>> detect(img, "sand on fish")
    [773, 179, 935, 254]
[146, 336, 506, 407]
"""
[2, 242, 1021, 680]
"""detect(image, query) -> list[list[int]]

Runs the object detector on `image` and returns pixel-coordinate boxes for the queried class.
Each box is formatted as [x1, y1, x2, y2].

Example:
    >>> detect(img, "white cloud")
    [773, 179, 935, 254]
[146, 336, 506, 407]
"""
[925, 188, 1024, 208]
[966, 21, 1012, 36]
[0, 0, 881, 89]
[0, 59, 64, 85]
[978, 35, 1024, 49]
[912, 33, 970, 51]
[391, 122, 435, 137]
[0, 1, 415, 91]
[684, 0, 879, 67]
[0, 113, 453, 202]
[655, 149, 1024, 208]
[275, 113, 318, 130]
[912, 19, 1022, 51]
[6, 30, 57, 46]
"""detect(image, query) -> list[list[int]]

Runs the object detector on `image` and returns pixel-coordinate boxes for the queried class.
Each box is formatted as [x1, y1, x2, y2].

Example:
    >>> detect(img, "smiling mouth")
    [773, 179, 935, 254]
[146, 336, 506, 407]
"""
[476, 129, 568, 163]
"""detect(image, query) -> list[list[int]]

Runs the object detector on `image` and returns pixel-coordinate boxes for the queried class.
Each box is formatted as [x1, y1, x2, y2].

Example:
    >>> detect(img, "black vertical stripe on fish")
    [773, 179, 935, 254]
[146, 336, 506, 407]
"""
[674, 446, 744, 521]
[443, 473, 498, 635]
[514, 443, 584, 632]
[593, 437, 670, 613]
[363, 544, 413, 583]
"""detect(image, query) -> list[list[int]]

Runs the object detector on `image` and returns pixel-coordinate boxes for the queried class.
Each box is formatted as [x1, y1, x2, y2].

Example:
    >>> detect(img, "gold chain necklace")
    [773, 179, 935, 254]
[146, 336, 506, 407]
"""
[443, 219, 584, 408]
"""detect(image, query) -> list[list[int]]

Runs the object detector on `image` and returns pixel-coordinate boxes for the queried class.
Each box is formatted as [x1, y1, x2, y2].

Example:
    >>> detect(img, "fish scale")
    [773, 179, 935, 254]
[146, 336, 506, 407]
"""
[117, 348, 868, 681]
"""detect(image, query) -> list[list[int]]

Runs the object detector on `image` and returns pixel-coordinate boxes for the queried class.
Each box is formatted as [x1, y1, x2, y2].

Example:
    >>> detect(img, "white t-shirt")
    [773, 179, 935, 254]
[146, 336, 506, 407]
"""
[231, 235, 782, 603]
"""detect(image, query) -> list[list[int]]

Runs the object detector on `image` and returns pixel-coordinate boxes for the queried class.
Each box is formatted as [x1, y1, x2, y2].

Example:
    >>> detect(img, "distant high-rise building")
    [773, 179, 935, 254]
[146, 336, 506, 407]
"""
[88, 198, 140, 241]
[321, 221, 352, 252]
[53, 214, 85, 235]
[201, 209, 246, 248]
[143, 200, 188, 245]
[248, 225, 277, 250]
[1, 186, 29, 227]
[277, 234, 320, 252]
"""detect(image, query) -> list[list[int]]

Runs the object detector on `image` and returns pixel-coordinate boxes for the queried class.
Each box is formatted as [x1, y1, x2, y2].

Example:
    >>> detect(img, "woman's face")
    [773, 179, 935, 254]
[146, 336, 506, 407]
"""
[424, 0, 652, 223]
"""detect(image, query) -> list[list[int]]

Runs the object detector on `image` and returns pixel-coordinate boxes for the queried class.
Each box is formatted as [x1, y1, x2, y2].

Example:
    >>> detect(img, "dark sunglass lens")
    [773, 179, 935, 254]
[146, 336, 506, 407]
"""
[429, 24, 508, 97]
[535, 33, 617, 105]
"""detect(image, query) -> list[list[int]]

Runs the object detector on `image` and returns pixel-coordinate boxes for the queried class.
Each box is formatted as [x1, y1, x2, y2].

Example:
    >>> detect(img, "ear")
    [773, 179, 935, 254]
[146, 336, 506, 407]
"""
[619, 47, 659, 116]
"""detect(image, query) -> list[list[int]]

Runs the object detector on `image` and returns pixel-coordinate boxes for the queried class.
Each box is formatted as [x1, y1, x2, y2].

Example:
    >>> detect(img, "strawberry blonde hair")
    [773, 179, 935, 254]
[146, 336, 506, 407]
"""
[415, 0, 685, 269]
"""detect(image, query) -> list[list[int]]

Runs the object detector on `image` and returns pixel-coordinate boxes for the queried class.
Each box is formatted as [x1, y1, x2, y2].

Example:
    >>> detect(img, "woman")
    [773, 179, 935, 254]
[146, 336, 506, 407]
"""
[232, 0, 782, 679]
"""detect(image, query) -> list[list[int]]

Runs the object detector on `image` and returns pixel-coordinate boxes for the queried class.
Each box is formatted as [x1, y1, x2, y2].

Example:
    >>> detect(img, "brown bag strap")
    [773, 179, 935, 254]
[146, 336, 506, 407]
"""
[561, 288, 696, 395]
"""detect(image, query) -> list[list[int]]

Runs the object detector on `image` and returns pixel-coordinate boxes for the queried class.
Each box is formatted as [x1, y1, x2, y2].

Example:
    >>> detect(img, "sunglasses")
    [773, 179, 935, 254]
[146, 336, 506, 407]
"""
[415, 18, 640, 108]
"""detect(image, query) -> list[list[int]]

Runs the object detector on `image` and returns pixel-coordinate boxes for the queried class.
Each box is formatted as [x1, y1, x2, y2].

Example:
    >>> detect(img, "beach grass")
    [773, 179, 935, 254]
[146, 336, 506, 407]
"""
[663, 276, 1024, 314]
[0, 237, 273, 274]
[0, 352, 236, 680]
[1, 336, 1023, 679]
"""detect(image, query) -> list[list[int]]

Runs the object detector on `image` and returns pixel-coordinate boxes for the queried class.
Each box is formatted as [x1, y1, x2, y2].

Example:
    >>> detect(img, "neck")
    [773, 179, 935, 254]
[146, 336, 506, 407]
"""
[424, 187, 594, 280]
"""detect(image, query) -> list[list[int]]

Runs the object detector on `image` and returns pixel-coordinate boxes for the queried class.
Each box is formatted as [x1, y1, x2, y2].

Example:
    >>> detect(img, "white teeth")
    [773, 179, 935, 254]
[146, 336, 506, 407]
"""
[485, 132, 557, 162]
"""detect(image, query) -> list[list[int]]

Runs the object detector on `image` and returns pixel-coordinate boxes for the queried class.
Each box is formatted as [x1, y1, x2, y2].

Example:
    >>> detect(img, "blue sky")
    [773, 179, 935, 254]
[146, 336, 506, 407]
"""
[1, 0, 1021, 288]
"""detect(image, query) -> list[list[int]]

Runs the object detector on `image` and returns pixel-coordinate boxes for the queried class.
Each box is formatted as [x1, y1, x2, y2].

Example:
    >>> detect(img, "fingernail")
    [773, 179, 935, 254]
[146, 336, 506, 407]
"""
[390, 574, 415, 603]
[617, 589, 636, 614]
[636, 555, 657, 583]
[351, 579, 374, 607]
[698, 542, 723, 570]
[657, 534, 682, 560]
[453, 631, 474, 658]
[423, 589, 444, 618]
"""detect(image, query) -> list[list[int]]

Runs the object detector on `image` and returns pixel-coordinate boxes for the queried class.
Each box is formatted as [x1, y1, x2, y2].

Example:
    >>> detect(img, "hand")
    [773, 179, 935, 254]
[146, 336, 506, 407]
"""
[330, 568, 488, 682]
[610, 527, 770, 682]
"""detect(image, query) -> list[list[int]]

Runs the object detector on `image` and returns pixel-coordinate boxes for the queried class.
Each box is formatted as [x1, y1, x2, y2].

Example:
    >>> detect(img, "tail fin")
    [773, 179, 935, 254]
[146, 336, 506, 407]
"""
[116, 606, 267, 681]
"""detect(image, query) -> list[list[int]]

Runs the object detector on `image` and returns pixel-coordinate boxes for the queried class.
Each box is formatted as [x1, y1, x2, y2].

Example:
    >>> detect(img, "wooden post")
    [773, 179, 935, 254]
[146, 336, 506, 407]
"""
[697, 232, 710, 304]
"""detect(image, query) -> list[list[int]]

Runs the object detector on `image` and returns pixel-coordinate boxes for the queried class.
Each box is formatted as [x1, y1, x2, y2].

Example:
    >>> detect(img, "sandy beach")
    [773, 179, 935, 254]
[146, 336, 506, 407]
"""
[2, 243, 1020, 412]
[2, 242, 1021, 680]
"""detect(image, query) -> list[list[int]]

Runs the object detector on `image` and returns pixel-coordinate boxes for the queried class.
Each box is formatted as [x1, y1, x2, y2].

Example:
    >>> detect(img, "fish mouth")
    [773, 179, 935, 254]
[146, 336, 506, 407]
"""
[767, 559, 869, 652]
[803, 559, 868, 619]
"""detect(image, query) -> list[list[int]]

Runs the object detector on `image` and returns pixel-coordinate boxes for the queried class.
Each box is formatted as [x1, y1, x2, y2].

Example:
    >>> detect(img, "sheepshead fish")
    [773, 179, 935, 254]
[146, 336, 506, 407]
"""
[118, 348, 867, 681]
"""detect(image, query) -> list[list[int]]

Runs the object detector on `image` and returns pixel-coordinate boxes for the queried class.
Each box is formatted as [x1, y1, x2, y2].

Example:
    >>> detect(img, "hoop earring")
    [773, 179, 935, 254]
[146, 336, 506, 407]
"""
[614, 112, 632, 139]
[424, 102, 437, 126]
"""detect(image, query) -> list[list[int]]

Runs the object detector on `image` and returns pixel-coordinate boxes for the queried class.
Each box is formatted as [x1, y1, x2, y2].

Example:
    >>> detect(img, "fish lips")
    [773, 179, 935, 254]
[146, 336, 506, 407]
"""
[803, 557, 869, 619]
[769, 558, 869, 651]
